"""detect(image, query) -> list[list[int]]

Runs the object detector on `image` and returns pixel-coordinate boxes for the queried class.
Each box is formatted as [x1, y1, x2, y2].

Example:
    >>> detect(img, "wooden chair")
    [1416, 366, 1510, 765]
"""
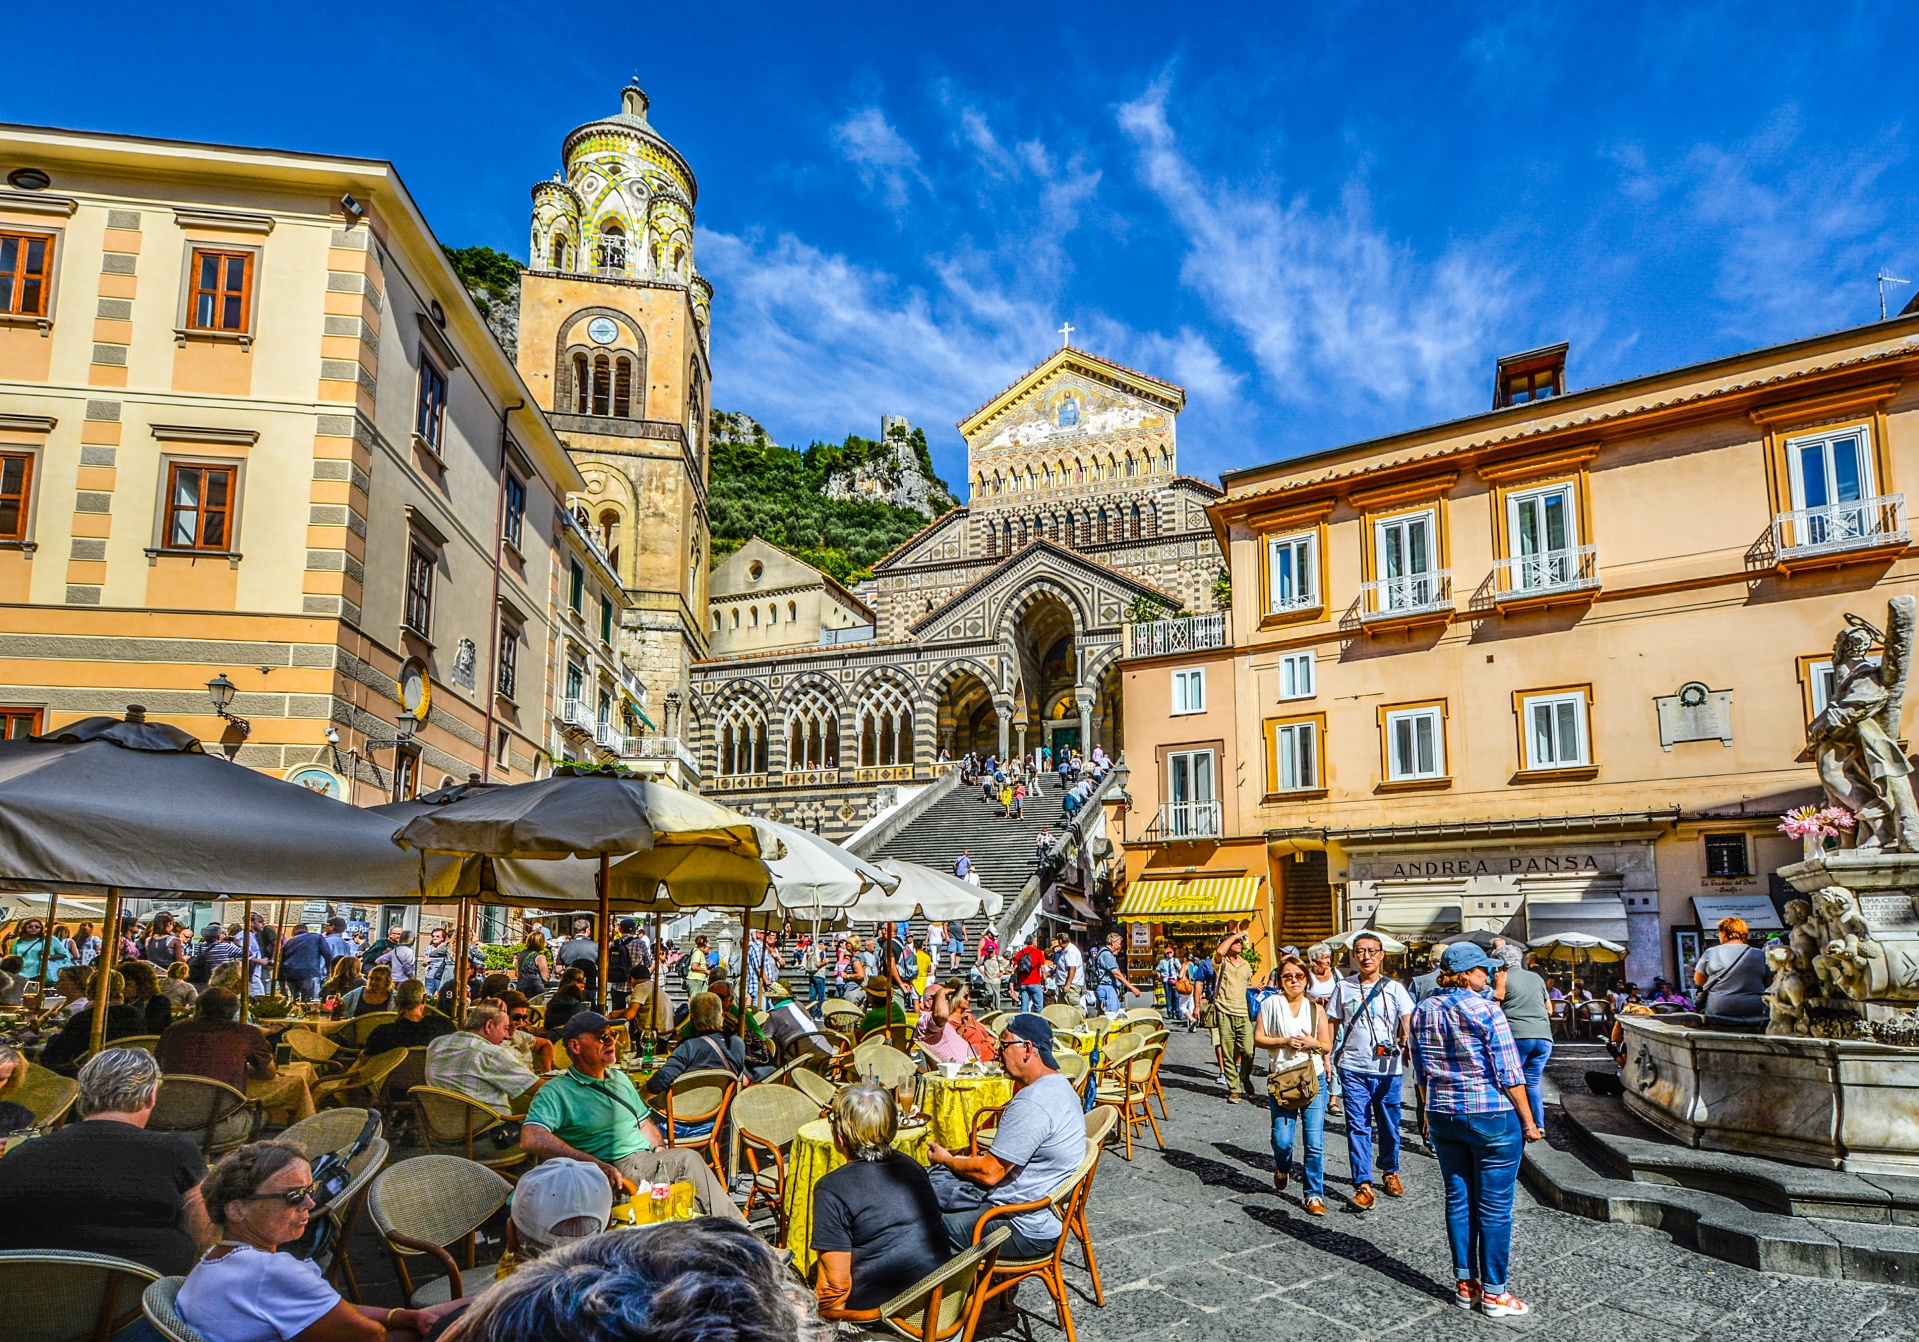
[1073, 1109, 1118, 1305]
[868, 1226, 1011, 1342]
[141, 1275, 210, 1342]
[967, 1103, 1007, 1155]
[9, 1062, 77, 1128]
[147, 1075, 261, 1158]
[1094, 1044, 1163, 1159]
[0, 1249, 158, 1342]
[409, 1086, 529, 1177]
[964, 1145, 1101, 1342]
[731, 1084, 824, 1243]
[1136, 1030, 1172, 1119]
[367, 1155, 513, 1306]
[312, 1047, 407, 1110]
[1040, 1003, 1084, 1031]
[660, 1067, 738, 1183]
[849, 1041, 916, 1090]
[787, 1067, 837, 1109]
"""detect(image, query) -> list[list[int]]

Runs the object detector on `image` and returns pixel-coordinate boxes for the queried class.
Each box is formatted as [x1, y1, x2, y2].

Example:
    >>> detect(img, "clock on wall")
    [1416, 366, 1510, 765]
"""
[587, 317, 619, 345]
[398, 659, 431, 721]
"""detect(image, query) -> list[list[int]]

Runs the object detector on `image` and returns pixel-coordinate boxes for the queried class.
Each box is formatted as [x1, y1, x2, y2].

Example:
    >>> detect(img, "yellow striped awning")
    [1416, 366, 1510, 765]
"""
[1117, 876, 1263, 924]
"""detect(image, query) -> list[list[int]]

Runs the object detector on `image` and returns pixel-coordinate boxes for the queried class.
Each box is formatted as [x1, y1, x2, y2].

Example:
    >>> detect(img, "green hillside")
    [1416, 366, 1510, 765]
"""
[706, 415, 955, 585]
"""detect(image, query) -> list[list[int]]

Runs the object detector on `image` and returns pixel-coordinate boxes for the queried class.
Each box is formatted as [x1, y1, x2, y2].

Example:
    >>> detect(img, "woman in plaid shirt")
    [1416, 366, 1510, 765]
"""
[1409, 942, 1545, 1320]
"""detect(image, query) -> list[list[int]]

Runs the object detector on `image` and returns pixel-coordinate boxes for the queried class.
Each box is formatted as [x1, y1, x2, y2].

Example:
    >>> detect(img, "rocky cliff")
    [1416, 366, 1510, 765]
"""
[820, 420, 958, 519]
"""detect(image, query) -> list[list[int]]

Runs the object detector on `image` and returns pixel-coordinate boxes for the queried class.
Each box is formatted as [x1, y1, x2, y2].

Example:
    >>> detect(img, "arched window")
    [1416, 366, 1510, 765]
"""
[975, 474, 985, 497]
[787, 600, 797, 622]
[550, 235, 569, 269]
[591, 355, 612, 416]
[1107, 455, 1119, 479]
[597, 223, 627, 273]
[992, 471, 1002, 495]
[1075, 459, 1086, 484]
[768, 603, 778, 625]
[1125, 453, 1137, 478]
[749, 606, 758, 626]
[859, 680, 915, 767]
[711, 611, 721, 633]
[717, 698, 769, 776]
[785, 689, 840, 771]
[730, 608, 739, 629]
[572, 354, 589, 414]
[613, 356, 634, 418]
[1158, 449, 1170, 473]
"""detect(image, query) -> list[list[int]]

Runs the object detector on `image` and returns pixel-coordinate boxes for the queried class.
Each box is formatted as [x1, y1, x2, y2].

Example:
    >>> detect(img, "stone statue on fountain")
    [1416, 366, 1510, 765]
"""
[1806, 596, 1919, 852]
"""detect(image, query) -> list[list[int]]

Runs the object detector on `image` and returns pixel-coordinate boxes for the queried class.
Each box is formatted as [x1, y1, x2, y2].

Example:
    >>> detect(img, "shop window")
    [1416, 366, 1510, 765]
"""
[1278, 651, 1314, 701]
[1705, 833, 1751, 879]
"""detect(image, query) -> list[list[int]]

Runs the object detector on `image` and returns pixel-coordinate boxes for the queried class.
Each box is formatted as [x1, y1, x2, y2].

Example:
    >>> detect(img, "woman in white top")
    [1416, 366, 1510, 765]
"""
[1252, 955, 1335, 1214]
[179, 1140, 454, 1342]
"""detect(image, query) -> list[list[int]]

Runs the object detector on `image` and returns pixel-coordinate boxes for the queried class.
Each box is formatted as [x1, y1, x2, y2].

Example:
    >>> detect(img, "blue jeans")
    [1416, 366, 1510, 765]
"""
[1019, 984, 1045, 1013]
[286, 975, 322, 1001]
[1513, 1038, 1552, 1131]
[1269, 1080, 1328, 1196]
[1428, 1109, 1524, 1292]
[1338, 1066, 1403, 1188]
[1095, 984, 1121, 1015]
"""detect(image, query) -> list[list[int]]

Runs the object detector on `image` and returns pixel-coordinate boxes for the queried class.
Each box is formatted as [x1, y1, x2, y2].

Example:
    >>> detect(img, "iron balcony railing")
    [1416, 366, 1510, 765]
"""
[560, 698, 594, 732]
[593, 722, 619, 749]
[1145, 800, 1223, 841]
[637, 736, 699, 770]
[1493, 546, 1600, 599]
[1359, 570, 1453, 622]
[1772, 494, 1907, 559]
[1128, 612, 1229, 658]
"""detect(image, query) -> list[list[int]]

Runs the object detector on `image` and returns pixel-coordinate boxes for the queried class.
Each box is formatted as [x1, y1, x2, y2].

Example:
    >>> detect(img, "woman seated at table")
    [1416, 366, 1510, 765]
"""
[320, 956, 361, 1007]
[160, 960, 199, 1012]
[949, 983, 998, 1061]
[915, 982, 974, 1063]
[812, 1083, 951, 1322]
[40, 969, 149, 1074]
[539, 967, 593, 1037]
[178, 1139, 453, 1342]
[118, 959, 177, 1033]
[338, 964, 394, 1018]
[643, 992, 744, 1141]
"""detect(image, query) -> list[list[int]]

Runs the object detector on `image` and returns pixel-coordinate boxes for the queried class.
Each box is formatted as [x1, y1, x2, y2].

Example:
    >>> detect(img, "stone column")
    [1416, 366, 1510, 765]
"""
[1016, 722, 1028, 762]
[994, 699, 1012, 760]
[1076, 690, 1093, 754]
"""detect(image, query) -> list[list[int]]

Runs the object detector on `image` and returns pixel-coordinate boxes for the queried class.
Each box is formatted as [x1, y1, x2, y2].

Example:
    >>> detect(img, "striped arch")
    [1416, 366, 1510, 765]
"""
[855, 674, 917, 767]
[992, 575, 1092, 644]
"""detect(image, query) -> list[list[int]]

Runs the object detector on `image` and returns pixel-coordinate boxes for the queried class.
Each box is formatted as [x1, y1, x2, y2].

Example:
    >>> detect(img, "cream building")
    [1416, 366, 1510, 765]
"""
[1120, 316, 1919, 987]
[0, 122, 584, 803]
[707, 537, 877, 659]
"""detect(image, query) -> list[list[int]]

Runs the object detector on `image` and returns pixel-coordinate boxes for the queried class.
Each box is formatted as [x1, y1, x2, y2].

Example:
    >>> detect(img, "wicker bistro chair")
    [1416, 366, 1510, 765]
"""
[787, 1066, 838, 1109]
[1135, 1030, 1172, 1119]
[964, 1143, 1102, 1342]
[141, 1276, 210, 1342]
[312, 1047, 408, 1110]
[858, 1022, 914, 1050]
[660, 1067, 739, 1183]
[0, 1249, 159, 1342]
[280, 1110, 389, 1302]
[821, 999, 864, 1032]
[1073, 1109, 1118, 1306]
[848, 1041, 917, 1090]
[147, 1075, 262, 1159]
[282, 1027, 347, 1076]
[366, 1155, 513, 1307]
[1094, 1031, 1143, 1077]
[731, 1084, 826, 1243]
[1094, 1045, 1163, 1160]
[339, 1011, 399, 1051]
[409, 1086, 529, 1178]
[10, 1061, 78, 1128]
[1056, 1050, 1091, 1100]
[868, 1226, 1011, 1342]
[1039, 1004, 1084, 1031]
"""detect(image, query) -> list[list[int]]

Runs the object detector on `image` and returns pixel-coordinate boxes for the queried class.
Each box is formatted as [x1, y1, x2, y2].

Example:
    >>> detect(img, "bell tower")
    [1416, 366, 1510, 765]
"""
[517, 86, 713, 752]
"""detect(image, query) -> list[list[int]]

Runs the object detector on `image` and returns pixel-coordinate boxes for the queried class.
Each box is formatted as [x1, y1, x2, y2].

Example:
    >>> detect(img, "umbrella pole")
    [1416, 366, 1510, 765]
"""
[597, 852, 612, 1013]
[650, 910, 664, 1044]
[89, 888, 122, 1058]
[737, 907, 752, 1044]
[454, 896, 471, 1024]
[269, 899, 289, 998]
[32, 890, 55, 1006]
[240, 898, 252, 1025]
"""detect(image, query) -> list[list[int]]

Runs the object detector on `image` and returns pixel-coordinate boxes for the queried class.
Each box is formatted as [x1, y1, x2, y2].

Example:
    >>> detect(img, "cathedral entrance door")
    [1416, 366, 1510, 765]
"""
[1049, 725, 1081, 757]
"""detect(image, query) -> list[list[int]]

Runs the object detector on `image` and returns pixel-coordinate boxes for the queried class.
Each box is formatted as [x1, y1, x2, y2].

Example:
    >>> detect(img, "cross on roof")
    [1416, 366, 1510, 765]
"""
[1058, 322, 1075, 347]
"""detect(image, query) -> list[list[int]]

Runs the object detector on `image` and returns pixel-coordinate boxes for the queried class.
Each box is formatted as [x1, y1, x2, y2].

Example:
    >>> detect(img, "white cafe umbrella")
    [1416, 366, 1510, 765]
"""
[1322, 926, 1410, 955]
[1531, 932, 1626, 964]
[841, 859, 1005, 923]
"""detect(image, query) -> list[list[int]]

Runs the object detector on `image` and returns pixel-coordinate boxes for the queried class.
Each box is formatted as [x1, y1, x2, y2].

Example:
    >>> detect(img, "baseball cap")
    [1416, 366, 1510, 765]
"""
[1439, 943, 1500, 975]
[561, 1011, 612, 1043]
[619, 917, 638, 933]
[511, 1158, 611, 1249]
[1001, 1013, 1058, 1069]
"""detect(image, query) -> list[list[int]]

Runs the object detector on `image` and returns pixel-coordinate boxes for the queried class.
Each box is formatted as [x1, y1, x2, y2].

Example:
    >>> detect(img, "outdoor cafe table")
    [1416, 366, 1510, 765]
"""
[918, 1069, 1014, 1152]
[784, 1116, 932, 1276]
[251, 1059, 317, 1126]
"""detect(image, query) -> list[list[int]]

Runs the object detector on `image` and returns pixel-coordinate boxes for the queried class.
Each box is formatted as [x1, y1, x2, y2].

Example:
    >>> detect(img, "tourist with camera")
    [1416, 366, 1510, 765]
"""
[1326, 932, 1415, 1210]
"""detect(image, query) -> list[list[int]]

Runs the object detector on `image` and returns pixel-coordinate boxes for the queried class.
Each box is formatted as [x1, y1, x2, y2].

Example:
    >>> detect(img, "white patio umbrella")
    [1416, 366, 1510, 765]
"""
[1531, 932, 1626, 964]
[1322, 927, 1410, 955]
[846, 859, 1005, 922]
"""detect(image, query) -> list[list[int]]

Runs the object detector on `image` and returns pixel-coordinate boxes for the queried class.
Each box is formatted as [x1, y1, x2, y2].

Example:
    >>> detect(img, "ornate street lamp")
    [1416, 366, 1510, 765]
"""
[204, 673, 251, 738]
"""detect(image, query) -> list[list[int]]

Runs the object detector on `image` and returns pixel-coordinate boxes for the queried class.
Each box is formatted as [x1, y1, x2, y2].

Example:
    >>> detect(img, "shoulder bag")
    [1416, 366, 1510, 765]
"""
[1264, 999, 1324, 1111]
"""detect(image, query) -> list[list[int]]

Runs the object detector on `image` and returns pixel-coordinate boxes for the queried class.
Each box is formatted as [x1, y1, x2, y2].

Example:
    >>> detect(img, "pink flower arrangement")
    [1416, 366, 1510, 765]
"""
[1779, 804, 1856, 840]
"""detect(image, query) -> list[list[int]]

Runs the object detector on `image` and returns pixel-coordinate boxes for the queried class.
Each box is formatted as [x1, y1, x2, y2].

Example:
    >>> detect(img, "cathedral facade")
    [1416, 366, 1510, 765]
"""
[688, 346, 1224, 835]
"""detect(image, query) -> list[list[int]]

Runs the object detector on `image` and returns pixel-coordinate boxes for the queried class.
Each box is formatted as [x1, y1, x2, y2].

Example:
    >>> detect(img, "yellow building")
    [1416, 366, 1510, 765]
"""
[0, 123, 583, 803]
[515, 87, 712, 785]
[1119, 315, 1919, 988]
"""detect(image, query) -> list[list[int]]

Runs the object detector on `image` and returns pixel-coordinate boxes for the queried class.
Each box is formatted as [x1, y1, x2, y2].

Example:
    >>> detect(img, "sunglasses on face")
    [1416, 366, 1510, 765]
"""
[509, 1013, 530, 1023]
[248, 1182, 319, 1207]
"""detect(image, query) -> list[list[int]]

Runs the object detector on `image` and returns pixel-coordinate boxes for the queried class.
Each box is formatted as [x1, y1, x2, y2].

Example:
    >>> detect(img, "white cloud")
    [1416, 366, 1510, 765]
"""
[831, 107, 927, 215]
[1117, 81, 1515, 415]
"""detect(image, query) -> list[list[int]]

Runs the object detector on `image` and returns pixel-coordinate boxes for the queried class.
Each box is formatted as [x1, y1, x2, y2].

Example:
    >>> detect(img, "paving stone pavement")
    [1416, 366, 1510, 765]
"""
[1019, 1026, 1919, 1342]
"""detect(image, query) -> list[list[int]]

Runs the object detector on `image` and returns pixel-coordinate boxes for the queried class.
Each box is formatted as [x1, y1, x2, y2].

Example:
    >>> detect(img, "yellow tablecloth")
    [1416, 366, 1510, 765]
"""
[784, 1116, 931, 1276]
[919, 1071, 1014, 1152]
[250, 1060, 317, 1126]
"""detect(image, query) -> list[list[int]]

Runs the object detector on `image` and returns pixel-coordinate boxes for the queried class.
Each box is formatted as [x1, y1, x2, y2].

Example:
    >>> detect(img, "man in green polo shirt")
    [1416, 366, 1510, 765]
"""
[520, 1012, 742, 1220]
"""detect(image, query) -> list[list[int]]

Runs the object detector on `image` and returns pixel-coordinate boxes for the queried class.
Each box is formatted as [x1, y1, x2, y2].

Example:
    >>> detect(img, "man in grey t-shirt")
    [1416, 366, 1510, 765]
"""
[1495, 944, 1552, 1129]
[926, 1014, 1084, 1258]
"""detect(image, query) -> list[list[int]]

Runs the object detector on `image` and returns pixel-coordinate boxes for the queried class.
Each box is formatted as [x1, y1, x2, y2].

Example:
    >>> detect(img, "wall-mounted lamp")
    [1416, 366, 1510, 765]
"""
[205, 673, 252, 738]
[324, 726, 340, 745]
[363, 711, 419, 752]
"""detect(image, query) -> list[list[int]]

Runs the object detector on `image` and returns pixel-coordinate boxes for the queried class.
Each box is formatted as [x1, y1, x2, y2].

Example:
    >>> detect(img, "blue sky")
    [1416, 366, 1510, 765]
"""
[10, 3, 1918, 490]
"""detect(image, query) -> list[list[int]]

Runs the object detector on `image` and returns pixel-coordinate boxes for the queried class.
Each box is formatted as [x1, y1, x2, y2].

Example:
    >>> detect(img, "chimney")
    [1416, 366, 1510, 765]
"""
[1493, 343, 1569, 410]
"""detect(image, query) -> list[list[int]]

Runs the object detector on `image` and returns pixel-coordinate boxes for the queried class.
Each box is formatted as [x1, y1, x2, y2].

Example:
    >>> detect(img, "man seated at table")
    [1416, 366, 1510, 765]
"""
[497, 992, 558, 1072]
[675, 976, 768, 1047]
[40, 969, 151, 1074]
[361, 980, 456, 1055]
[926, 1014, 1085, 1261]
[645, 993, 745, 1139]
[859, 975, 908, 1038]
[425, 1001, 544, 1114]
[156, 987, 275, 1093]
[914, 982, 973, 1063]
[520, 1012, 743, 1220]
[813, 1083, 951, 1322]
[761, 983, 834, 1064]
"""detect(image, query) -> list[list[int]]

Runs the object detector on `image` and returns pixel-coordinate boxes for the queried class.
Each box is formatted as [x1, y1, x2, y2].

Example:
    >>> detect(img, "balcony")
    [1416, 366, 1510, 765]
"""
[1128, 612, 1228, 659]
[1359, 571, 1453, 630]
[593, 722, 619, 750]
[1143, 800, 1223, 842]
[636, 736, 699, 771]
[1492, 547, 1600, 609]
[560, 698, 594, 734]
[1772, 494, 1908, 571]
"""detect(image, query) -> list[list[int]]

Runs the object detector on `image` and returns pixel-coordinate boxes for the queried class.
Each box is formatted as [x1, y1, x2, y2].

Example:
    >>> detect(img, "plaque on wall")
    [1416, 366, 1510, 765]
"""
[1654, 682, 1733, 750]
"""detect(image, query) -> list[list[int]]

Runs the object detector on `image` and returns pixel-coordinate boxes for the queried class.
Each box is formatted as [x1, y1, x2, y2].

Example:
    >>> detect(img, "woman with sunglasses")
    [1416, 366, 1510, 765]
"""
[179, 1139, 457, 1341]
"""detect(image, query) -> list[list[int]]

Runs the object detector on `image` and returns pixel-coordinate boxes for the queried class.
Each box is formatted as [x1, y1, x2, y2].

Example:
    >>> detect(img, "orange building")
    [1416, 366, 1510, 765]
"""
[1119, 313, 1919, 988]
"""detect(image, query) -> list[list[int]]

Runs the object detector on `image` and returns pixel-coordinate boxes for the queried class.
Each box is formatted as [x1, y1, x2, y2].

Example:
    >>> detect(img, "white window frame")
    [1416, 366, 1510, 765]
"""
[1266, 530, 1318, 613]
[1374, 509, 1437, 609]
[1270, 720, 1318, 793]
[1171, 668, 1206, 716]
[1808, 658, 1836, 716]
[1785, 425, 1874, 513]
[1385, 706, 1445, 781]
[1521, 691, 1589, 770]
[1278, 650, 1315, 701]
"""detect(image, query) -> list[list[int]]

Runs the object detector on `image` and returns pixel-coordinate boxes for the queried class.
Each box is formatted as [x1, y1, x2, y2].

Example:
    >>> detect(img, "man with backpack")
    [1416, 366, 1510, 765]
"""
[608, 918, 651, 1011]
[1012, 934, 1048, 1013]
[1089, 933, 1138, 1016]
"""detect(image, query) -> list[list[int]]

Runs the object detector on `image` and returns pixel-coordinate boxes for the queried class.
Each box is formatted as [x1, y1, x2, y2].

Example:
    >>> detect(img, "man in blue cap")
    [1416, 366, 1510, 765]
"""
[925, 1013, 1084, 1260]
